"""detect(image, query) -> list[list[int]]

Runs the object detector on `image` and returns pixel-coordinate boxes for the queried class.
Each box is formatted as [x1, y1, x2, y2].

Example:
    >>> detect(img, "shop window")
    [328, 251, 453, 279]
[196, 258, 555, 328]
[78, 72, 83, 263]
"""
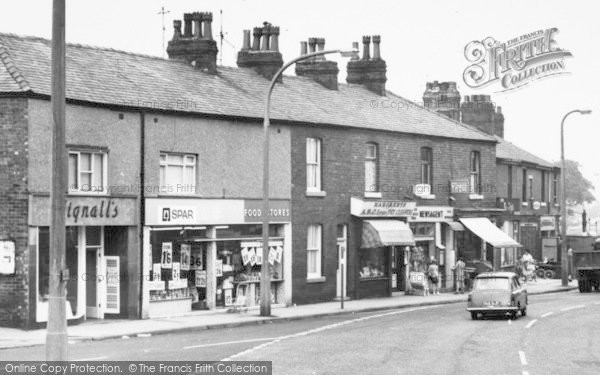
[159, 153, 196, 195]
[469, 151, 481, 194]
[420, 147, 433, 186]
[365, 143, 378, 192]
[306, 138, 322, 192]
[359, 247, 387, 278]
[307, 224, 322, 279]
[68, 150, 107, 194]
[410, 223, 435, 238]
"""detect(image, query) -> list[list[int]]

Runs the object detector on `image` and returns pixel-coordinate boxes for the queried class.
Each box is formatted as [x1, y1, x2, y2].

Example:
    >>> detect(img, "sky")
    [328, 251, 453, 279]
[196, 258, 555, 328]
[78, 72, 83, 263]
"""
[2, 0, 599, 199]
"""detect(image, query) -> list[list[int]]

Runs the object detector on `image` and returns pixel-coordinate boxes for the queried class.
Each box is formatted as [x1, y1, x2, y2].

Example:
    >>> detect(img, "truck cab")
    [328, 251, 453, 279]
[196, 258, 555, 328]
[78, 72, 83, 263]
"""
[573, 237, 600, 292]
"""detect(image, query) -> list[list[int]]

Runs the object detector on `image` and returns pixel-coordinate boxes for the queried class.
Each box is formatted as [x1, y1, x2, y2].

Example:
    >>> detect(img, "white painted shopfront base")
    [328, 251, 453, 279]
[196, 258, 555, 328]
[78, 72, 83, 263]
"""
[148, 298, 192, 318]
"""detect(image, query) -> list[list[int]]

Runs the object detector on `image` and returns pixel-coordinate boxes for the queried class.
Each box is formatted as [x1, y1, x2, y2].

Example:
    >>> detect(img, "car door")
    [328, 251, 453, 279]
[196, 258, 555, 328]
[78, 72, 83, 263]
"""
[512, 277, 526, 306]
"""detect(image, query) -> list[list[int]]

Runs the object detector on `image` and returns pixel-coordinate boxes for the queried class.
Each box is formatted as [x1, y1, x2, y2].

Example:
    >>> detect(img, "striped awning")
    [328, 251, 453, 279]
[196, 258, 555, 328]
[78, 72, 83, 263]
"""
[459, 217, 522, 248]
[361, 220, 415, 248]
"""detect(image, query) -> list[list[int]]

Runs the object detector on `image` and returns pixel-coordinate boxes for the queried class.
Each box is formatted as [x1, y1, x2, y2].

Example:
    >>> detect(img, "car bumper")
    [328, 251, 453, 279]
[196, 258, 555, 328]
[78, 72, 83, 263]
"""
[467, 306, 519, 312]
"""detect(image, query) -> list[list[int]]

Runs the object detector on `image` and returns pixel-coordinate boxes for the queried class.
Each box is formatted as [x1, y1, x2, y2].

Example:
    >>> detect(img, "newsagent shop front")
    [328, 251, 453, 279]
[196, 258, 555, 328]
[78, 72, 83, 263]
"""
[350, 198, 416, 299]
[143, 198, 291, 318]
[29, 195, 139, 323]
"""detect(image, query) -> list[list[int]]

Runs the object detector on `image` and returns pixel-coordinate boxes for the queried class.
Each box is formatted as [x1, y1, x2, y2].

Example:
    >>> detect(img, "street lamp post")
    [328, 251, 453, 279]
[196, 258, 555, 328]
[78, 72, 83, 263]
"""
[560, 109, 592, 287]
[260, 48, 357, 316]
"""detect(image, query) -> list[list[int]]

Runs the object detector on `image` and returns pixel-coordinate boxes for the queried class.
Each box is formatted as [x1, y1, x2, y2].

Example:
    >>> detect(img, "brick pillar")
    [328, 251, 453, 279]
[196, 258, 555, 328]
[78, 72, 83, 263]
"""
[205, 227, 217, 309]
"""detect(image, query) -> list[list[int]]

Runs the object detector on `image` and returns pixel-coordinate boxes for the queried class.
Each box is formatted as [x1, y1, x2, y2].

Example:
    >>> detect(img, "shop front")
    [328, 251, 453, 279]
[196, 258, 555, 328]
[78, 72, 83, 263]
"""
[350, 198, 416, 299]
[143, 198, 291, 318]
[458, 217, 523, 271]
[29, 195, 139, 323]
[408, 206, 455, 290]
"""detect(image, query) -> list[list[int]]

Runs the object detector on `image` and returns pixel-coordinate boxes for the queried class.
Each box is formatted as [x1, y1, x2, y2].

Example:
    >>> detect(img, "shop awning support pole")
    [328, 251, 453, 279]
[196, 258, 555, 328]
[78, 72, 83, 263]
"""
[46, 0, 68, 360]
[261, 47, 358, 317]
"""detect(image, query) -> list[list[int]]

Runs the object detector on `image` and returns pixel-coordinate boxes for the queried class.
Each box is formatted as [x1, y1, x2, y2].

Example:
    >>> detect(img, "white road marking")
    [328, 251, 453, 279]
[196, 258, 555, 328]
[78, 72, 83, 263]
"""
[525, 319, 537, 329]
[522, 371, 530, 375]
[541, 312, 554, 318]
[73, 356, 108, 361]
[184, 337, 278, 350]
[519, 351, 527, 366]
[508, 319, 512, 325]
[137, 333, 152, 338]
[594, 301, 600, 305]
[560, 304, 585, 312]
[222, 305, 444, 361]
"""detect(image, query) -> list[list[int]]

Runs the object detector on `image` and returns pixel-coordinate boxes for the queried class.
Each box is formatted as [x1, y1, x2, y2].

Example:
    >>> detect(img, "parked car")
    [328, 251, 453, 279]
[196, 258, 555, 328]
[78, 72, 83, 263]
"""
[466, 272, 527, 320]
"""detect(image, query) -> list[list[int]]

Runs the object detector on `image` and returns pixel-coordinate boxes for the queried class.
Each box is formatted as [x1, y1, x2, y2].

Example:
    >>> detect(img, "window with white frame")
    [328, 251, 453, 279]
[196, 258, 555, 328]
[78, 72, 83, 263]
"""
[307, 224, 322, 279]
[68, 150, 107, 194]
[306, 138, 322, 191]
[421, 147, 433, 186]
[159, 153, 196, 194]
[365, 143, 378, 192]
[469, 151, 481, 194]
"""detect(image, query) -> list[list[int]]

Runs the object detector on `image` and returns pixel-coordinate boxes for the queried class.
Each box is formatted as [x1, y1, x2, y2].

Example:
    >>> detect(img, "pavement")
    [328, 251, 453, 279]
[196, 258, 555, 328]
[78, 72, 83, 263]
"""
[0, 278, 576, 350]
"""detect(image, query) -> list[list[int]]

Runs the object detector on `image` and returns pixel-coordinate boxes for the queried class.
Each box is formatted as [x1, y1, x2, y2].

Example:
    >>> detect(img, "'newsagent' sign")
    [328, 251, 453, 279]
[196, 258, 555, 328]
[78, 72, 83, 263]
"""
[463, 27, 572, 92]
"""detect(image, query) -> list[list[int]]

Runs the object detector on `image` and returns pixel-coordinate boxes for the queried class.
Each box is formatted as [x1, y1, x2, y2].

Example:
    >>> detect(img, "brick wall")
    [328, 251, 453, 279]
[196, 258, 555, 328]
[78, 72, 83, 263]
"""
[0, 97, 30, 328]
[290, 124, 497, 304]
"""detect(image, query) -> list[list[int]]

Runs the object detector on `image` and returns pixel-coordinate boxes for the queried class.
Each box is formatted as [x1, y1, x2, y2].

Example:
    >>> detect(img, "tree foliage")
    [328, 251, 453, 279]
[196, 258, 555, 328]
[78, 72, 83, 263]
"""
[557, 160, 595, 205]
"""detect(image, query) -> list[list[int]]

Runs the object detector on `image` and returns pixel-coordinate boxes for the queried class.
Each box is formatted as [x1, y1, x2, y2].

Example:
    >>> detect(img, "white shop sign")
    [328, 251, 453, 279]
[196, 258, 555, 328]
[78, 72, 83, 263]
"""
[350, 197, 416, 217]
[409, 206, 454, 222]
[0, 241, 15, 275]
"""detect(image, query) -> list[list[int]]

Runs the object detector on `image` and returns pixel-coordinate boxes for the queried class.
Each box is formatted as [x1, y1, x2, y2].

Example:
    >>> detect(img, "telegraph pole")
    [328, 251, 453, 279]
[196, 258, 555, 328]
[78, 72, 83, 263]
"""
[46, 0, 68, 360]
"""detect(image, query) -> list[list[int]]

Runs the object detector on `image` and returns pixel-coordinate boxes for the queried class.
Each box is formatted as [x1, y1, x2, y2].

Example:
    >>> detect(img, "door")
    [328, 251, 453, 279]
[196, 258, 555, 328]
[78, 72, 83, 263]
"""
[336, 225, 347, 299]
[86, 248, 104, 319]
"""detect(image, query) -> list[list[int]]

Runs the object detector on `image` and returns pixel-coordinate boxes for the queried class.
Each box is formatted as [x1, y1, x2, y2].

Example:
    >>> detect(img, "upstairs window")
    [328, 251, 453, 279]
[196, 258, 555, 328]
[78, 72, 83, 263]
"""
[469, 151, 481, 194]
[159, 153, 196, 195]
[365, 143, 378, 192]
[306, 138, 322, 191]
[68, 151, 107, 194]
[421, 147, 433, 186]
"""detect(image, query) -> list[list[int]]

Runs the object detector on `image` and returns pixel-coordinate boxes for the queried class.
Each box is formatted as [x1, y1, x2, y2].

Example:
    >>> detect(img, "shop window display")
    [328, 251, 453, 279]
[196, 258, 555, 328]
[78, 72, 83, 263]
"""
[359, 247, 387, 278]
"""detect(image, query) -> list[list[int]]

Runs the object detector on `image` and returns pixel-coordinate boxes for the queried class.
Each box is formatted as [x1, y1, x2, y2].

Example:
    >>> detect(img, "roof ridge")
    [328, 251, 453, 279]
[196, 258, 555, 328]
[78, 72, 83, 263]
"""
[0, 31, 168, 62]
[0, 43, 31, 91]
[495, 136, 554, 166]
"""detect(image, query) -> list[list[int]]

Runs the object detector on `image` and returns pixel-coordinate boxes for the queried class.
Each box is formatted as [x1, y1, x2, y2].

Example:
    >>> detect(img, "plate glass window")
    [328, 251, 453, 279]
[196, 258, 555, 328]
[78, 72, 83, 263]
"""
[306, 138, 321, 191]
[68, 151, 107, 194]
[159, 153, 196, 194]
[307, 224, 322, 279]
[365, 143, 378, 192]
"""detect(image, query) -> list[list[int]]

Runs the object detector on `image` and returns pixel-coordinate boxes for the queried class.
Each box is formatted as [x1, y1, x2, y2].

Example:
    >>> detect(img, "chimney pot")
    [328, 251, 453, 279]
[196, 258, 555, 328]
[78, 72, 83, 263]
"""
[183, 13, 193, 37]
[192, 12, 202, 38]
[300, 41, 308, 55]
[372, 35, 381, 60]
[362, 35, 371, 60]
[252, 28, 261, 50]
[202, 12, 213, 40]
[316, 38, 326, 61]
[172, 20, 182, 40]
[242, 30, 251, 50]
[351, 42, 359, 60]
[270, 26, 280, 52]
[261, 23, 270, 51]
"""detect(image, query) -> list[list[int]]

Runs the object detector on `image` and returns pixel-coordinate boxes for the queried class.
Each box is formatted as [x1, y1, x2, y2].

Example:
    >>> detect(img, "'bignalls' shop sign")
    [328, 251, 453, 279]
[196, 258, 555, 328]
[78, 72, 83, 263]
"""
[463, 28, 572, 92]
[30, 196, 137, 226]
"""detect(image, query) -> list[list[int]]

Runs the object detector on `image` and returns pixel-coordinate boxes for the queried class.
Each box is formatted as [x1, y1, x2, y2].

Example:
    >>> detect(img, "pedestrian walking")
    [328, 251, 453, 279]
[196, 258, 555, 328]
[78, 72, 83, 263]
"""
[452, 257, 466, 294]
[428, 260, 440, 295]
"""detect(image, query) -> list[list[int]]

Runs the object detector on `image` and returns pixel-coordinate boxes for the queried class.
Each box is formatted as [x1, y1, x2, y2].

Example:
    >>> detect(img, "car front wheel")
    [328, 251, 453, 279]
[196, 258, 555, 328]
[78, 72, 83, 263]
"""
[471, 312, 478, 320]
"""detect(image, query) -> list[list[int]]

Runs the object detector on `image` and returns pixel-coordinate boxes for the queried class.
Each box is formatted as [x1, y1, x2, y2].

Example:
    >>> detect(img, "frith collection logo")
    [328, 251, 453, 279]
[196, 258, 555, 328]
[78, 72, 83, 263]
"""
[463, 28, 572, 92]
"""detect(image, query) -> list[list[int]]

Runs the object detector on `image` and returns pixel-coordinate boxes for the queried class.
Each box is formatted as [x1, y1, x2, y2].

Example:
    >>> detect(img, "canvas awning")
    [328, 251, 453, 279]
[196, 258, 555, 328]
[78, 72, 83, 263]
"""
[446, 221, 465, 231]
[459, 218, 522, 248]
[361, 220, 415, 248]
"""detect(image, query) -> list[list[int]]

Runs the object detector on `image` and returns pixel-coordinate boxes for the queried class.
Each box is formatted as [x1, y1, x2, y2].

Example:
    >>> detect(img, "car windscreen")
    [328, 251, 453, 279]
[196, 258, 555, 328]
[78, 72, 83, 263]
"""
[473, 277, 510, 290]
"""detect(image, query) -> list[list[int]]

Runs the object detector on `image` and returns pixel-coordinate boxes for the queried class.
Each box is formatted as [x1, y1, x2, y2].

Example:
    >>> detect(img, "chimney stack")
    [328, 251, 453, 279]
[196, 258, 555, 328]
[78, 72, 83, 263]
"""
[167, 12, 218, 73]
[460, 94, 504, 138]
[295, 37, 339, 90]
[346, 35, 387, 96]
[237, 22, 284, 81]
[422, 80, 461, 121]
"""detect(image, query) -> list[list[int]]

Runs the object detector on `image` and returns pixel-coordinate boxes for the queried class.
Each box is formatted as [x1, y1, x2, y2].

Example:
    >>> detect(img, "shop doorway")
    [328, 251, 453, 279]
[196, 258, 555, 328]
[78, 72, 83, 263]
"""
[86, 248, 103, 318]
[336, 225, 347, 299]
[392, 247, 406, 291]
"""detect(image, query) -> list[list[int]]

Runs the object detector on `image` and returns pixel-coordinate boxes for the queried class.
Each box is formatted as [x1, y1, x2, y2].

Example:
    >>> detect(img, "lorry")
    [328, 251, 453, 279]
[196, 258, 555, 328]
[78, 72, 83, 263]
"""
[569, 235, 600, 293]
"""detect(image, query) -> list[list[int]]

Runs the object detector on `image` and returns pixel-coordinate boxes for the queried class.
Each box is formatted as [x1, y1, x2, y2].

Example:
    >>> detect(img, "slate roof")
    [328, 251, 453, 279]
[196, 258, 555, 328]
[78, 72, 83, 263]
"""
[0, 33, 495, 142]
[494, 136, 554, 168]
